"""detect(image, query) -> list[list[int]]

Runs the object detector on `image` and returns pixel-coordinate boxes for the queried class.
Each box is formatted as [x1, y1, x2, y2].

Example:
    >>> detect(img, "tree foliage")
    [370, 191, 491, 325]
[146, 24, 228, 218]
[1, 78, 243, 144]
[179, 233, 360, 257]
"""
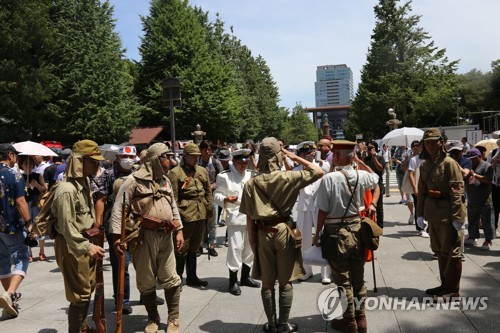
[48, 0, 141, 143]
[281, 104, 318, 144]
[0, 0, 57, 142]
[344, 0, 459, 139]
[136, 0, 283, 143]
[0, 0, 141, 144]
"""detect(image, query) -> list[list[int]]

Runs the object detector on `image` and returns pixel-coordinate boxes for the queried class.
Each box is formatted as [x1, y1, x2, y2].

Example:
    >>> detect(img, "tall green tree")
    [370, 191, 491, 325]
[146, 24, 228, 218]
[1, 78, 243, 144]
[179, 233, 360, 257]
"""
[344, 0, 459, 139]
[48, 0, 141, 143]
[281, 104, 318, 144]
[137, 0, 241, 142]
[0, 0, 57, 142]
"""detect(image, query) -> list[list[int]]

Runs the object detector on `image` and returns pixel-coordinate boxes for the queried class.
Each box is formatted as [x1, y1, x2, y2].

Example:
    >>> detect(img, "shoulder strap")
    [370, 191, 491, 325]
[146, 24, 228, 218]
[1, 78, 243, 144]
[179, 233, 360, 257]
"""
[339, 169, 360, 217]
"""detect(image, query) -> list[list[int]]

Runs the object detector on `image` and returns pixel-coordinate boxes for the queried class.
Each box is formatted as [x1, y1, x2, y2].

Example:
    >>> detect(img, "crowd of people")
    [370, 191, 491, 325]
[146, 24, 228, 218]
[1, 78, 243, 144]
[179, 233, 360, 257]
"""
[0, 129, 497, 333]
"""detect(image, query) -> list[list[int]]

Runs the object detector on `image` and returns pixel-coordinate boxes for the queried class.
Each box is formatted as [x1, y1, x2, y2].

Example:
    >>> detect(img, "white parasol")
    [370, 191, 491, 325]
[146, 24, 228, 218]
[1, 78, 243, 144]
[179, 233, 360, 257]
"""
[99, 144, 120, 161]
[13, 140, 58, 157]
[381, 127, 424, 147]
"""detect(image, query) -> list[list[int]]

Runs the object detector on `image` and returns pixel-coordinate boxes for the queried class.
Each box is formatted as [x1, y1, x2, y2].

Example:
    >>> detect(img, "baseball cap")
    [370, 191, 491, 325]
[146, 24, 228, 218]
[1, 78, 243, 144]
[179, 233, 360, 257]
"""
[0, 143, 22, 155]
[465, 148, 481, 159]
[445, 140, 464, 152]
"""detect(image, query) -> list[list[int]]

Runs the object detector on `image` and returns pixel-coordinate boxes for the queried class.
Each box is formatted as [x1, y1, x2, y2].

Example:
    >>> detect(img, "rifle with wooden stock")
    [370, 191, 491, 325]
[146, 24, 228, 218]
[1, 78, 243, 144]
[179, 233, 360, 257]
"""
[92, 225, 107, 333]
[115, 192, 127, 333]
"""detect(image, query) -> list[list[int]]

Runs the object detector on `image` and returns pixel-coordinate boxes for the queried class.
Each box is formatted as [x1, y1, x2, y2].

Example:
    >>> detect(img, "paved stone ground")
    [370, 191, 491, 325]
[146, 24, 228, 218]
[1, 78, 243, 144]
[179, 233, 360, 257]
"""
[1, 181, 499, 332]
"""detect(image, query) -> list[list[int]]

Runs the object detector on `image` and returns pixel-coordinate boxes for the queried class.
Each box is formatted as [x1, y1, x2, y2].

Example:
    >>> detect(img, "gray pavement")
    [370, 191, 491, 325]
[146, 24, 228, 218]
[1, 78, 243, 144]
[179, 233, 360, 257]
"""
[1, 181, 499, 332]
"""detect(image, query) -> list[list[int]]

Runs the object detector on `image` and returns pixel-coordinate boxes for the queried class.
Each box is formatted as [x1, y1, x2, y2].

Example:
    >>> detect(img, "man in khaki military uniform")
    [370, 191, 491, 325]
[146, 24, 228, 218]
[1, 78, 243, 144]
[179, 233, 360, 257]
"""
[416, 128, 466, 301]
[168, 143, 213, 287]
[110, 143, 183, 333]
[314, 140, 379, 333]
[51, 140, 106, 333]
[240, 137, 324, 333]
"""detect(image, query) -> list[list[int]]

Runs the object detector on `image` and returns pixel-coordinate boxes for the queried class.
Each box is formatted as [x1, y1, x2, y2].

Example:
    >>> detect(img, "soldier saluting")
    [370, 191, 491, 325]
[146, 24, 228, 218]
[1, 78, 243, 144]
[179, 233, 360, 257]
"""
[240, 137, 324, 333]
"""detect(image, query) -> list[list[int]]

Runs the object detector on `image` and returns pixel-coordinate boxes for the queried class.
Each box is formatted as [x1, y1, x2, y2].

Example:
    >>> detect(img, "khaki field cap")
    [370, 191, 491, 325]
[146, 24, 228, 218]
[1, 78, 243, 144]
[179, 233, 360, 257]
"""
[72, 140, 104, 160]
[147, 142, 169, 158]
[423, 128, 442, 141]
[183, 142, 201, 155]
[259, 137, 281, 158]
[332, 140, 357, 150]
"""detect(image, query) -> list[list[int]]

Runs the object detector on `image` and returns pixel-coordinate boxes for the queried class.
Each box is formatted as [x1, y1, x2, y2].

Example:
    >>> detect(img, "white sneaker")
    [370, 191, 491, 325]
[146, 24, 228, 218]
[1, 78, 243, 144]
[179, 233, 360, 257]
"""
[408, 214, 415, 224]
[419, 230, 430, 238]
[464, 238, 477, 246]
[321, 278, 331, 285]
[0, 291, 18, 317]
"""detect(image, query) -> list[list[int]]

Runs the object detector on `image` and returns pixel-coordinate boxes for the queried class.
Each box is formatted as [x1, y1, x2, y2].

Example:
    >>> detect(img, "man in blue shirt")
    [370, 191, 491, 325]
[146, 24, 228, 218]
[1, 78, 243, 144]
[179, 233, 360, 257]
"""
[0, 144, 30, 318]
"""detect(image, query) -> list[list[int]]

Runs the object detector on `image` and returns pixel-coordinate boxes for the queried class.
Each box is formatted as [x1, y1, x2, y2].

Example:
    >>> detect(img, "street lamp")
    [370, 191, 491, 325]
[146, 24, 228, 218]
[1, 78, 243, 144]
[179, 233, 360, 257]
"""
[456, 97, 461, 126]
[386, 108, 402, 130]
[161, 77, 181, 152]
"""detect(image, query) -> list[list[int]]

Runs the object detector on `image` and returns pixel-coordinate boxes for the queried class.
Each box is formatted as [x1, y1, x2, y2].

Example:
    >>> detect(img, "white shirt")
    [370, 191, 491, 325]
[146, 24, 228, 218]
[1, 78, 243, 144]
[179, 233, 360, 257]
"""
[407, 155, 423, 193]
[33, 160, 50, 175]
[379, 148, 391, 163]
[315, 165, 379, 219]
[213, 169, 253, 226]
[294, 160, 330, 212]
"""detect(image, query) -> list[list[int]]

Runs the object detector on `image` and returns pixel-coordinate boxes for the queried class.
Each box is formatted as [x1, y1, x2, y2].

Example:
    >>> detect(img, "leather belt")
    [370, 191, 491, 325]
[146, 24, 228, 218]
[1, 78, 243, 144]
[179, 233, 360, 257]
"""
[258, 216, 290, 226]
[325, 215, 360, 224]
[256, 223, 279, 233]
[141, 216, 171, 232]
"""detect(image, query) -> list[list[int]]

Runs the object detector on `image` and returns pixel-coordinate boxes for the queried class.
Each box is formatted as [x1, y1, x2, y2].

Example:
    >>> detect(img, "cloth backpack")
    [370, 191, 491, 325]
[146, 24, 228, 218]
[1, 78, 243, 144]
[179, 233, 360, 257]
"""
[32, 182, 60, 239]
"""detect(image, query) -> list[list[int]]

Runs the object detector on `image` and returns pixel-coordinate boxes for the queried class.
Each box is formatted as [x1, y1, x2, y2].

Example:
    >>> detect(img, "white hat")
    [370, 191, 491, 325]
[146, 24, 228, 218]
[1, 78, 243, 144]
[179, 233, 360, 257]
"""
[118, 146, 137, 156]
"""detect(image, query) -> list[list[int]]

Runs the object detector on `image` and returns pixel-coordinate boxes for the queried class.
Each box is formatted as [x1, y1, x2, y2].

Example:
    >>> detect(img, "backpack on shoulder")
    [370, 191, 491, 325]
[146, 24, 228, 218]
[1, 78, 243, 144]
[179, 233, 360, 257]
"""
[31, 182, 60, 239]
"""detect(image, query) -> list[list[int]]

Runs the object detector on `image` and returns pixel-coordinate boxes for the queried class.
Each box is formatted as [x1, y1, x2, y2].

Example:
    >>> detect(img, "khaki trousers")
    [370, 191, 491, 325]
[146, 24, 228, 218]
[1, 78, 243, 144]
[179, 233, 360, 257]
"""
[325, 223, 366, 319]
[54, 234, 96, 303]
[132, 229, 181, 294]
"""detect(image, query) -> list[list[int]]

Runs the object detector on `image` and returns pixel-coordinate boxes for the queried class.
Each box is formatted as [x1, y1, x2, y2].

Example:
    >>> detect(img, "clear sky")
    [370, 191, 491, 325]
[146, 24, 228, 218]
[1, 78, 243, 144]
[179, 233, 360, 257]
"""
[108, 0, 500, 110]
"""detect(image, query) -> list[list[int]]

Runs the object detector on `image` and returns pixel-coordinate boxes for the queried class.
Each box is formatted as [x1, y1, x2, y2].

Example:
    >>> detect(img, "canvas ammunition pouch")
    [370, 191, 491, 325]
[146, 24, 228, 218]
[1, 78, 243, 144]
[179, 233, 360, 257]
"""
[359, 216, 383, 251]
[321, 230, 340, 261]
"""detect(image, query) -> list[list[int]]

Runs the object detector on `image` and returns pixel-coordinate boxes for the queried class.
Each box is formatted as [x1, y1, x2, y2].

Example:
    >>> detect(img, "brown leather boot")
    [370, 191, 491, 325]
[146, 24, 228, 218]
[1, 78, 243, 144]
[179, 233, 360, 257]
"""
[331, 316, 358, 333]
[167, 318, 180, 333]
[355, 313, 367, 333]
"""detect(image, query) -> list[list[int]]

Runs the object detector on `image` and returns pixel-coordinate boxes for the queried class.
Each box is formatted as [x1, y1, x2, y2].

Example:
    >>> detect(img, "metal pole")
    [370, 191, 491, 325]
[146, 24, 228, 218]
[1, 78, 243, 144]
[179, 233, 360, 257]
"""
[170, 98, 176, 153]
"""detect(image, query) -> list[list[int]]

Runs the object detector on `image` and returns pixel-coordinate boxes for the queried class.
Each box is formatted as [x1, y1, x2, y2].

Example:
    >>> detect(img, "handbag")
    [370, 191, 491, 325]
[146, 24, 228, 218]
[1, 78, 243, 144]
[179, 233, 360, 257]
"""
[303, 245, 328, 266]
